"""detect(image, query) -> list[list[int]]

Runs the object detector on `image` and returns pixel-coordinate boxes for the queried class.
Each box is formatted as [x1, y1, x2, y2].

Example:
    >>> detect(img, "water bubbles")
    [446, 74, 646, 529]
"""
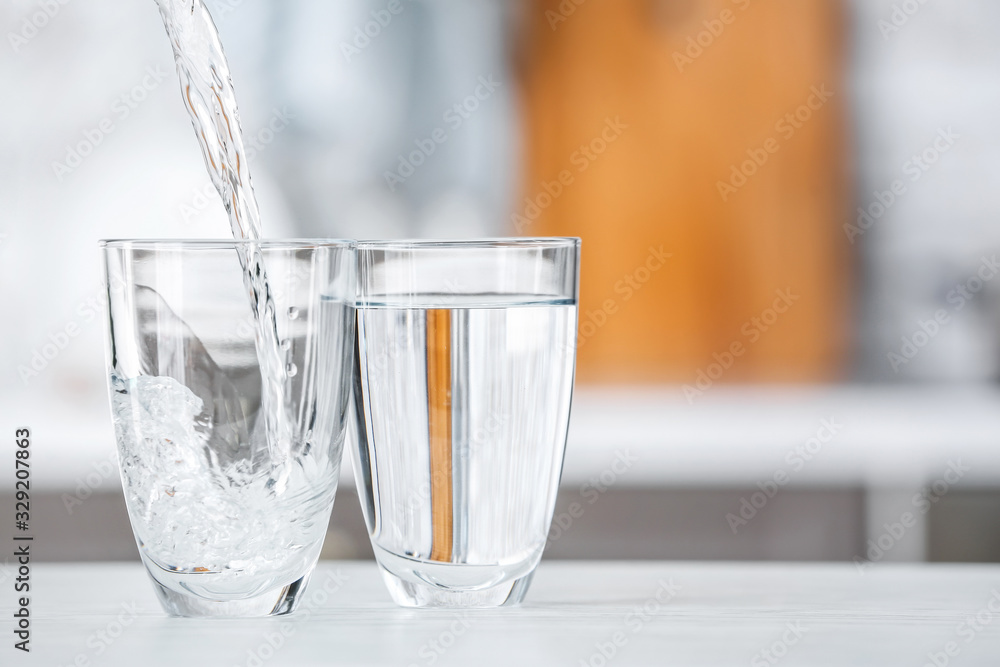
[280, 339, 291, 351]
[285, 362, 298, 378]
[287, 306, 300, 320]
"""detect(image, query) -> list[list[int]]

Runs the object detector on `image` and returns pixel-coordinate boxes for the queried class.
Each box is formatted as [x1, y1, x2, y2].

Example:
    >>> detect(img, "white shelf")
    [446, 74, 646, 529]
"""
[561, 384, 1000, 487]
[8, 384, 1000, 492]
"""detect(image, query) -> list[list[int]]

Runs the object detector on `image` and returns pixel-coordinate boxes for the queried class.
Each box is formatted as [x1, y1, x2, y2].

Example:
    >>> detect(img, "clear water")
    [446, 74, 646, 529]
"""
[110, 293, 353, 598]
[153, 0, 291, 463]
[353, 297, 576, 590]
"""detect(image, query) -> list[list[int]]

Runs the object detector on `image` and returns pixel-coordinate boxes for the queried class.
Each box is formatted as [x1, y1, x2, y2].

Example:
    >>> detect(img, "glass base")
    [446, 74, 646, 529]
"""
[150, 572, 310, 617]
[378, 565, 535, 608]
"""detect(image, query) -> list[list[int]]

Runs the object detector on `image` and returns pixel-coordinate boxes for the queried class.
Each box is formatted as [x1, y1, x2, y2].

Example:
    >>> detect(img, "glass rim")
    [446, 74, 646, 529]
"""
[99, 238, 355, 250]
[356, 237, 580, 251]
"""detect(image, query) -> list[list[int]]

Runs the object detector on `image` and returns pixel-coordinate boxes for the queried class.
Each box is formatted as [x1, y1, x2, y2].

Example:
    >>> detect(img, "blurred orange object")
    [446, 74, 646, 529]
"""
[515, 0, 851, 385]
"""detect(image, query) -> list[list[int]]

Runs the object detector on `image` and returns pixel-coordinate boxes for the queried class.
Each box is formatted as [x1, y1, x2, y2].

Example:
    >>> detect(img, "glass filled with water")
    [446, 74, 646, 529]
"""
[353, 239, 580, 607]
[101, 239, 355, 617]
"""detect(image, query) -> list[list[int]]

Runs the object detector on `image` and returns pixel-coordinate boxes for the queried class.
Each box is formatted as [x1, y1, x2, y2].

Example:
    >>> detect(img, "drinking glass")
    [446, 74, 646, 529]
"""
[101, 239, 355, 617]
[352, 238, 580, 607]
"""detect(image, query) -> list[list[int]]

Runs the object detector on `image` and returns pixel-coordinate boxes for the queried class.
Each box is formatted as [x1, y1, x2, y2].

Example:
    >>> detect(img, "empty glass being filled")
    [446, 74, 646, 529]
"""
[352, 239, 580, 607]
[101, 239, 355, 617]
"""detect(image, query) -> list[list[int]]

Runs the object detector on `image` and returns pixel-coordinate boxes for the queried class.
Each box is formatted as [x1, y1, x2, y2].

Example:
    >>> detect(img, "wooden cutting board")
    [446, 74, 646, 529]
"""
[515, 0, 851, 384]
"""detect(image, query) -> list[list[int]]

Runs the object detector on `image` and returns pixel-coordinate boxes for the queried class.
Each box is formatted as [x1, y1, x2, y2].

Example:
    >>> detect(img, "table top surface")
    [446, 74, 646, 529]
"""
[3, 561, 1000, 666]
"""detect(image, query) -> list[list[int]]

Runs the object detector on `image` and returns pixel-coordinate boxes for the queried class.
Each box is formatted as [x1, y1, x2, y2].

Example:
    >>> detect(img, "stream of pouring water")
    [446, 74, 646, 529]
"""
[153, 0, 291, 472]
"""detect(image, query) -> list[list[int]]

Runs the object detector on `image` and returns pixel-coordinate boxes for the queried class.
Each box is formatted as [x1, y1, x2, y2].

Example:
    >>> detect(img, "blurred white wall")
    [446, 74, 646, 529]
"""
[0, 0, 516, 452]
[850, 0, 1000, 381]
[261, 0, 518, 239]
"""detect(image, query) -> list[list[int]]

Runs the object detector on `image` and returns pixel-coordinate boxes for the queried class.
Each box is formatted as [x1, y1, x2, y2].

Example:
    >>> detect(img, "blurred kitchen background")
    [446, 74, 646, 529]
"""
[3, 0, 1000, 563]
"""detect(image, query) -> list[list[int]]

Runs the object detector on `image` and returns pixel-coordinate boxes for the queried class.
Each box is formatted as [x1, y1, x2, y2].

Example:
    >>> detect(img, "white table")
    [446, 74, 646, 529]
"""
[4, 561, 1000, 666]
